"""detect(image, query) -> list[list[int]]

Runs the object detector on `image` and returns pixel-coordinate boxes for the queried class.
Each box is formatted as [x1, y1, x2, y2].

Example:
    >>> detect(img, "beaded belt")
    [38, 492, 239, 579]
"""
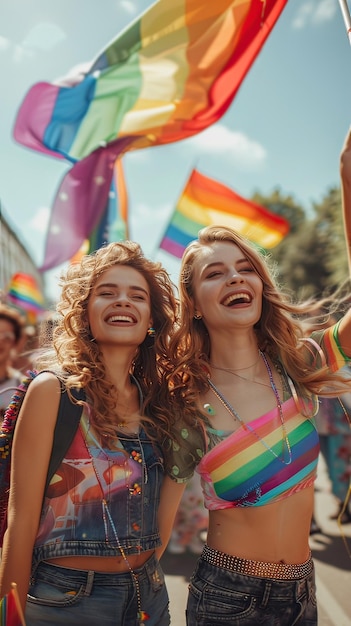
[201, 545, 313, 580]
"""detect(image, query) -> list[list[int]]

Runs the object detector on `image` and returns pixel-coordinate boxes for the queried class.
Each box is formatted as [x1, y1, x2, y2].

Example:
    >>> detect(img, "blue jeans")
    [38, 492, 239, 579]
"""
[26, 554, 170, 625]
[186, 555, 317, 625]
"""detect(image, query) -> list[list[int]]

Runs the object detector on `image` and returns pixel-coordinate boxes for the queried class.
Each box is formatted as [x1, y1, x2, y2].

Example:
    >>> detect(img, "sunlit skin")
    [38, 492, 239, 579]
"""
[48, 266, 155, 572]
[0, 257, 186, 615]
[192, 241, 263, 337]
[87, 265, 153, 353]
[191, 241, 313, 564]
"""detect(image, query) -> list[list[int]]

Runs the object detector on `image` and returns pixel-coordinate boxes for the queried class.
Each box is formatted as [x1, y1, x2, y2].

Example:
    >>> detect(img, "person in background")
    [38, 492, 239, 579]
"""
[167, 473, 208, 555]
[314, 376, 351, 527]
[0, 303, 25, 418]
[302, 315, 351, 534]
[160, 129, 351, 625]
[0, 241, 183, 626]
[12, 323, 40, 374]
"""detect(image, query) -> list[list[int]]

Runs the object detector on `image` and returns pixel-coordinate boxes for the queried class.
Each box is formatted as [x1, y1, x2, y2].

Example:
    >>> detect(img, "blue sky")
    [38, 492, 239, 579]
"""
[1, 0, 351, 298]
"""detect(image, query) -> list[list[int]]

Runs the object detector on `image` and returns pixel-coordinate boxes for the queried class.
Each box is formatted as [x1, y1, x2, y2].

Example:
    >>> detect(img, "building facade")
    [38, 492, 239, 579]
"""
[0, 203, 45, 299]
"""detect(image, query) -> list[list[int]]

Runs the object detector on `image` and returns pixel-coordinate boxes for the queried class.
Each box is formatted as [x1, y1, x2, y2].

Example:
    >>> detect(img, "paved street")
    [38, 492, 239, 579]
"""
[162, 457, 351, 625]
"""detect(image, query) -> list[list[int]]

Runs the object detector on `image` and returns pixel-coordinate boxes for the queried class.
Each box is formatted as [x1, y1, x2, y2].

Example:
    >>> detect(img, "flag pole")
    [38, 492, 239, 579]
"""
[338, 0, 351, 45]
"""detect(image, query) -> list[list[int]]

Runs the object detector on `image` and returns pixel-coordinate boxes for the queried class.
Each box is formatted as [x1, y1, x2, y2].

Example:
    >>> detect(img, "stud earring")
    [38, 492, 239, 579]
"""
[194, 312, 202, 320]
[147, 327, 156, 336]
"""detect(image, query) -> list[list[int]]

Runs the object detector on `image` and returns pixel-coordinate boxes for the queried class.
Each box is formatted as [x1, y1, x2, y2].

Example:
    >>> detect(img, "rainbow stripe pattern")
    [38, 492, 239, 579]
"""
[160, 169, 290, 257]
[198, 326, 350, 510]
[6, 273, 46, 323]
[14, 0, 287, 162]
[0, 583, 26, 626]
[13, 0, 287, 271]
[198, 397, 319, 509]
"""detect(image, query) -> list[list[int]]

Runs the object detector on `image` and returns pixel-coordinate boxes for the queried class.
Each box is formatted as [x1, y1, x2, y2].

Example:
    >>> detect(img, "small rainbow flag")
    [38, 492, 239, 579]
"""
[13, 0, 287, 270]
[160, 169, 290, 258]
[0, 583, 26, 626]
[6, 273, 46, 323]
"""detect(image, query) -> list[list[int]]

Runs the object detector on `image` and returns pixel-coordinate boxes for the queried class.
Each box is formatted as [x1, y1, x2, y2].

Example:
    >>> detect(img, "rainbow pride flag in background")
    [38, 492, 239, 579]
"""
[160, 169, 290, 258]
[13, 0, 287, 271]
[6, 273, 46, 323]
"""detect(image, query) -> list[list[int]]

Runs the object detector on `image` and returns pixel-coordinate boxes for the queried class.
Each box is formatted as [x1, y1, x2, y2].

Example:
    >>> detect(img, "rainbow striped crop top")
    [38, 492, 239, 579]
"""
[196, 322, 349, 510]
[165, 322, 351, 510]
[197, 396, 319, 509]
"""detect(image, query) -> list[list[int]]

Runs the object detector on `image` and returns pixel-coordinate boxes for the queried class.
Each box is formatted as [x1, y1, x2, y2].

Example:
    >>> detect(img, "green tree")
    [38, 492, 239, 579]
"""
[250, 185, 348, 299]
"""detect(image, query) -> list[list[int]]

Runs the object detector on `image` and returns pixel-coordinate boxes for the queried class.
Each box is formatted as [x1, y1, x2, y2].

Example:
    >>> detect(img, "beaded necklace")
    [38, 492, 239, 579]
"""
[207, 350, 292, 466]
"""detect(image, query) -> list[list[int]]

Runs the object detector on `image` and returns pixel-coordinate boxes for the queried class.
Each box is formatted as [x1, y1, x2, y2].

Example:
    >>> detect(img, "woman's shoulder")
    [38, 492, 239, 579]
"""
[21, 371, 62, 413]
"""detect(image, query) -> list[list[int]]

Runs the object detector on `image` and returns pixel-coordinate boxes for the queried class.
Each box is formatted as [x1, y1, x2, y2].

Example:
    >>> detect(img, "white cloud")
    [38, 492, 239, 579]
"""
[130, 202, 170, 254]
[0, 36, 10, 51]
[1, 22, 66, 63]
[131, 201, 168, 228]
[29, 207, 50, 234]
[292, 0, 337, 29]
[120, 1, 138, 15]
[12, 44, 34, 63]
[184, 125, 267, 170]
[21, 22, 66, 51]
[55, 62, 91, 87]
[313, 0, 337, 24]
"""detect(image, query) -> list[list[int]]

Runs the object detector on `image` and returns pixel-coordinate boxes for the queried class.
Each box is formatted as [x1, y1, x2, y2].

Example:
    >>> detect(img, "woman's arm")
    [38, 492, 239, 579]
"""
[0, 373, 61, 611]
[156, 475, 186, 560]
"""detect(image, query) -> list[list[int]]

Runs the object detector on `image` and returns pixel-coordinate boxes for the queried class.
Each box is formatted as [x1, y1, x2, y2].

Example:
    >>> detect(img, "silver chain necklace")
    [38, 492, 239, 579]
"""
[208, 350, 292, 465]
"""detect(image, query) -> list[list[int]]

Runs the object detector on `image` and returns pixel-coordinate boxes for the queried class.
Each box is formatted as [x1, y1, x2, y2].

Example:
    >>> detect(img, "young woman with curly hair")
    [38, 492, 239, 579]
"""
[161, 130, 351, 625]
[0, 240, 183, 626]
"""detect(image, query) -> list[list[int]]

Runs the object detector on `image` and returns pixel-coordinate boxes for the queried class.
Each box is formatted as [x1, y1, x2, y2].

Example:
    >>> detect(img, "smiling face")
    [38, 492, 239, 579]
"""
[87, 265, 152, 349]
[191, 241, 263, 335]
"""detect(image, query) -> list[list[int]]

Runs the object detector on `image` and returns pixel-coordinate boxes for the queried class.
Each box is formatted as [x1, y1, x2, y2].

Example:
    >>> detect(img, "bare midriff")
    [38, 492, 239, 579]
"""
[206, 487, 314, 564]
[46, 548, 155, 572]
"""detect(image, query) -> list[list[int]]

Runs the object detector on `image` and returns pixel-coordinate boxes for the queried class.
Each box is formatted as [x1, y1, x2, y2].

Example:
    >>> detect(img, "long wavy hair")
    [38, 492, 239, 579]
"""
[37, 241, 178, 441]
[158, 225, 351, 434]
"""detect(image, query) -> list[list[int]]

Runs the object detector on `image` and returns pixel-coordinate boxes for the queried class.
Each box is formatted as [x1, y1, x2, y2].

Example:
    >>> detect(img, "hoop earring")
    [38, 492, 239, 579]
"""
[147, 327, 156, 337]
[194, 312, 202, 320]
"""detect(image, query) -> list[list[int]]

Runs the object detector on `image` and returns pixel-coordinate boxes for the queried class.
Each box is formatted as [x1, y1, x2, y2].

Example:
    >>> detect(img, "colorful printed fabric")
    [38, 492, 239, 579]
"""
[13, 0, 287, 270]
[198, 396, 320, 510]
[160, 169, 290, 257]
[33, 410, 163, 562]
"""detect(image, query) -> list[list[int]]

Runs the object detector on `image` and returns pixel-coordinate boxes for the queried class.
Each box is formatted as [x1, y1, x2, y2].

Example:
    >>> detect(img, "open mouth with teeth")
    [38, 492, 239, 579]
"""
[222, 292, 252, 307]
[106, 314, 137, 324]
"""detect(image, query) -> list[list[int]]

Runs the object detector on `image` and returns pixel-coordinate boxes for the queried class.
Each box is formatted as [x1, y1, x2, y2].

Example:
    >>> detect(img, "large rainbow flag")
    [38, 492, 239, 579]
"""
[13, 0, 287, 270]
[160, 169, 290, 257]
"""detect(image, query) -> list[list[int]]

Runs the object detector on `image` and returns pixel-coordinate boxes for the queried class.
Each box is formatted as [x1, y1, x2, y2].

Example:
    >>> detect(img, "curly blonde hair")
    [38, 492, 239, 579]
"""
[38, 241, 178, 441]
[160, 225, 351, 433]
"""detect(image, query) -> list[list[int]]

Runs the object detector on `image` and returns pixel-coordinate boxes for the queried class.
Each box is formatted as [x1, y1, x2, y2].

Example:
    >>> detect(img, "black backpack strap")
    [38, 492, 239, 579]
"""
[44, 382, 85, 492]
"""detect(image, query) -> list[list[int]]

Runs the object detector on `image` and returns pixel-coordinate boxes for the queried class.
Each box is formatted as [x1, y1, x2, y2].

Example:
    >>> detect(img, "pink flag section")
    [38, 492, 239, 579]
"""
[40, 137, 134, 271]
